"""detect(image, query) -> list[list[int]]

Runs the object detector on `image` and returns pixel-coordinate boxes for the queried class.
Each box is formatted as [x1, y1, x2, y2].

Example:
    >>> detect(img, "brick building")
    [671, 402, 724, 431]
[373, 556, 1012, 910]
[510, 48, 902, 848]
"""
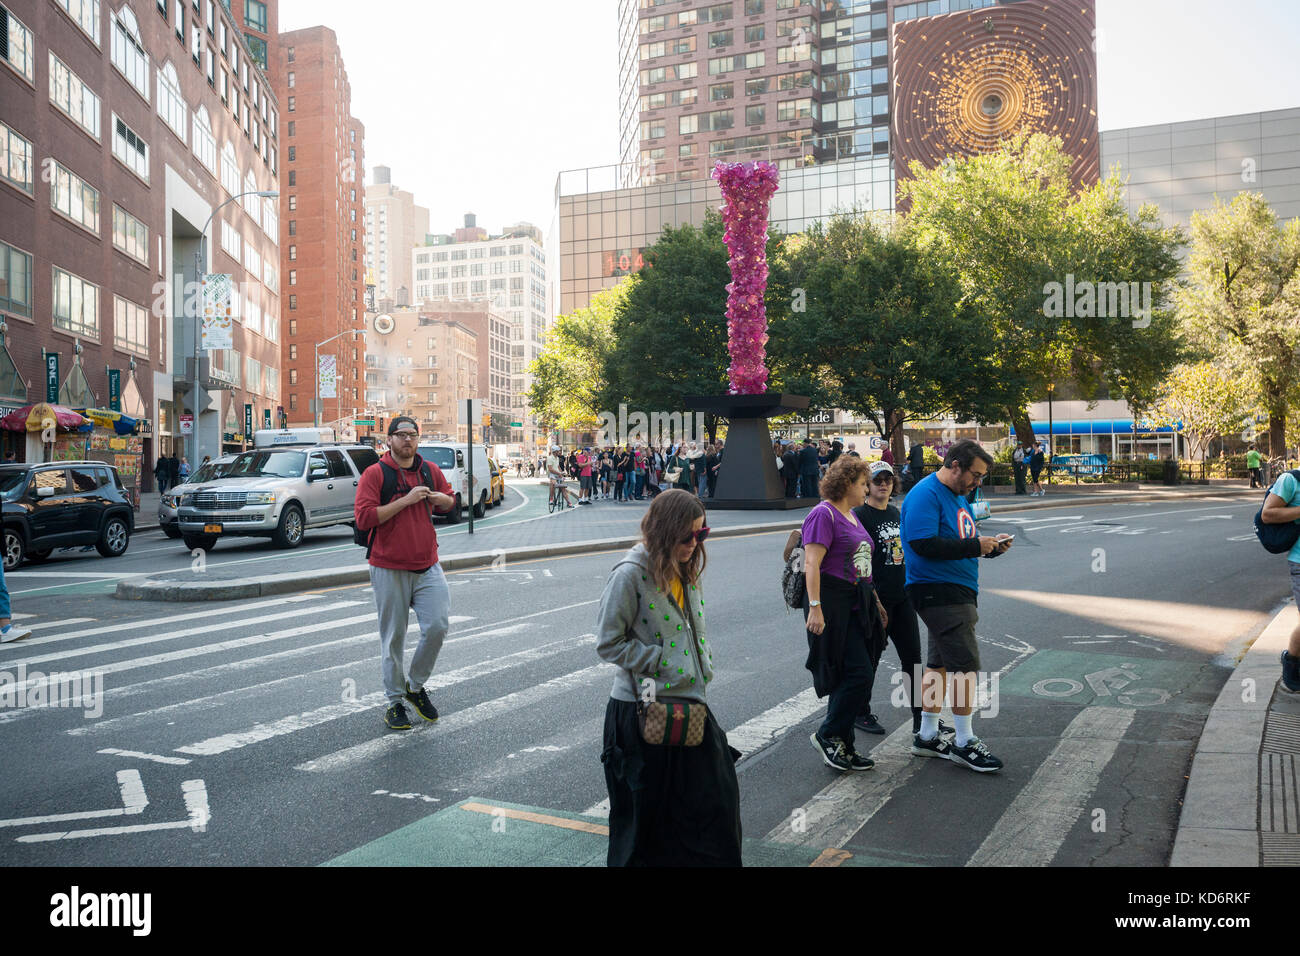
[0, 0, 281, 480]
[274, 25, 365, 430]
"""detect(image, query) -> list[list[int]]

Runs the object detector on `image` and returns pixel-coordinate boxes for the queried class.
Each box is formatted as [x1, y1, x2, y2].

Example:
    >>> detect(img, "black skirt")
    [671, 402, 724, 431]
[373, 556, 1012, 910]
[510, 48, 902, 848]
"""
[600, 697, 743, 867]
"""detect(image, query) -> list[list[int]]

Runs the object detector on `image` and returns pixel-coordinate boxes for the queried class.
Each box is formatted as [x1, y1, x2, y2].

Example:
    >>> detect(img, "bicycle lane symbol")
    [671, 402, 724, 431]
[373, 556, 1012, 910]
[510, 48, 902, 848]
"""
[1032, 662, 1172, 707]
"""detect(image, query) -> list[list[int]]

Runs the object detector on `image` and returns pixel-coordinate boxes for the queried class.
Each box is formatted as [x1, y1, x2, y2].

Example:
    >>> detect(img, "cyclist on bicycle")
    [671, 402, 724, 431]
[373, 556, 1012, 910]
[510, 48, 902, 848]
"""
[547, 446, 573, 509]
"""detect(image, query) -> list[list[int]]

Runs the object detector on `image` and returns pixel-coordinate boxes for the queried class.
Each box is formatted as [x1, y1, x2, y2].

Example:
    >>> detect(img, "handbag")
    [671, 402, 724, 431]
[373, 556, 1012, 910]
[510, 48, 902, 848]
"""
[635, 691, 708, 746]
[664, 460, 684, 483]
[1255, 470, 1300, 554]
[781, 528, 806, 609]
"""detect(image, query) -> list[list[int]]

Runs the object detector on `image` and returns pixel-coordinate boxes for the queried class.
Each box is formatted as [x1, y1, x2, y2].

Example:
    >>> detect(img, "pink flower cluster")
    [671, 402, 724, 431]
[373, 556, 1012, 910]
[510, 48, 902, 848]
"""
[713, 160, 779, 395]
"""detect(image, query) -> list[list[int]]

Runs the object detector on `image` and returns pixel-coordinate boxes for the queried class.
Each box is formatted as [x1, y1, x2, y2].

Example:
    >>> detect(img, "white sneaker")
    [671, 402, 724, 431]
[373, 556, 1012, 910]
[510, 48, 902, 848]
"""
[0, 624, 32, 644]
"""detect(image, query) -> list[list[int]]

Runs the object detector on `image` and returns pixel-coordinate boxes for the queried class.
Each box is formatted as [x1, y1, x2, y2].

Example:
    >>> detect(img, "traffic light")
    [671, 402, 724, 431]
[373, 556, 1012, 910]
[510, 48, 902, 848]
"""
[376, 418, 385, 436]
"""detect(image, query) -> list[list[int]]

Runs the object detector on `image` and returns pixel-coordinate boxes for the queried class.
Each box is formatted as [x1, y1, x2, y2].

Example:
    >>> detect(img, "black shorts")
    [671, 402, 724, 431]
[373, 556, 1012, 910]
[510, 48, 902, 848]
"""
[917, 603, 980, 673]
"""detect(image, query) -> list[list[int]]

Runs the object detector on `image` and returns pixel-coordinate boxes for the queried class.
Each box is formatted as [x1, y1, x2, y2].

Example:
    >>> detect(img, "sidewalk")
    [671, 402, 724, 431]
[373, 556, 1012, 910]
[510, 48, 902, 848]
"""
[116, 479, 1257, 601]
[1172, 603, 1300, 866]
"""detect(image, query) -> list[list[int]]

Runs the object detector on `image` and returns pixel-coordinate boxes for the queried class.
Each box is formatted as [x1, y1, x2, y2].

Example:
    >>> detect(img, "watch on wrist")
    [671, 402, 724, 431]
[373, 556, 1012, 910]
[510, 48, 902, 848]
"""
[809, 600, 821, 607]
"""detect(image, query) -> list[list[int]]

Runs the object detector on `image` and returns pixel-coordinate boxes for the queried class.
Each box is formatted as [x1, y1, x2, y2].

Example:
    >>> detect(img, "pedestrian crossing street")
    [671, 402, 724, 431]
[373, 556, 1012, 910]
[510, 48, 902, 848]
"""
[0, 586, 1188, 866]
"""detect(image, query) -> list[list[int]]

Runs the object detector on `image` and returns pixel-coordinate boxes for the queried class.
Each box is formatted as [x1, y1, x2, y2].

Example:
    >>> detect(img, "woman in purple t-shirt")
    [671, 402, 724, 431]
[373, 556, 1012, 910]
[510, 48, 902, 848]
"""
[800, 456, 887, 773]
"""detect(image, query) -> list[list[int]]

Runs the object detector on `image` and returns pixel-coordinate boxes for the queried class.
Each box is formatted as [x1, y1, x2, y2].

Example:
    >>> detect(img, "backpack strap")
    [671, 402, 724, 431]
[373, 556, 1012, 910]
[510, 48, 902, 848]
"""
[365, 461, 399, 559]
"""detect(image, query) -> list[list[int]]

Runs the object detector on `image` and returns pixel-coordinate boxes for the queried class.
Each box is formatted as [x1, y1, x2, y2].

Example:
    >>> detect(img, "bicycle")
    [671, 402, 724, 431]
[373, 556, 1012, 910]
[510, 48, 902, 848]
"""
[548, 480, 573, 513]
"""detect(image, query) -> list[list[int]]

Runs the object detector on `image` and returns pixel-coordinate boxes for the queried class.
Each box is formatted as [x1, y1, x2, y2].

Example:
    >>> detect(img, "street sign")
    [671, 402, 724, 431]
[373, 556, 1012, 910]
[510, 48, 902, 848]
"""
[244, 403, 254, 441]
[180, 414, 194, 435]
[108, 369, 121, 412]
[263, 409, 272, 428]
[457, 398, 483, 425]
[353, 419, 375, 426]
[509, 421, 522, 428]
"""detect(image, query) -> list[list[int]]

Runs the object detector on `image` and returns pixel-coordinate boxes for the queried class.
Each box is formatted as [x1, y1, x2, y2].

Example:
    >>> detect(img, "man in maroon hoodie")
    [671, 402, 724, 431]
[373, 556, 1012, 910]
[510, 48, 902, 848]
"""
[354, 416, 457, 731]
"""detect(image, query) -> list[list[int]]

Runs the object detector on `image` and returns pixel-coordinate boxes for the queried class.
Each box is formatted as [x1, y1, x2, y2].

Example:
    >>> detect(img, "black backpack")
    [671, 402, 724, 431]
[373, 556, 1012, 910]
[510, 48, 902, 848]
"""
[353, 460, 436, 558]
[1254, 469, 1300, 554]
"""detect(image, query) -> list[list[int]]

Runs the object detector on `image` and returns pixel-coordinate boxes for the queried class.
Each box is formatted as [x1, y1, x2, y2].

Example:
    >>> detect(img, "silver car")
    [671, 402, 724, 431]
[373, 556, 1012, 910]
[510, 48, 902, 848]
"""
[158, 455, 236, 539]
[173, 444, 379, 551]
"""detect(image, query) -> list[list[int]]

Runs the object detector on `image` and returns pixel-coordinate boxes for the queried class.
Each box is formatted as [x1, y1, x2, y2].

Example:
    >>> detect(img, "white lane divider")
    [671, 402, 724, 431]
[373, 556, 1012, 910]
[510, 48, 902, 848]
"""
[18, 780, 209, 842]
[97, 748, 192, 765]
[176, 634, 600, 757]
[0, 769, 148, 828]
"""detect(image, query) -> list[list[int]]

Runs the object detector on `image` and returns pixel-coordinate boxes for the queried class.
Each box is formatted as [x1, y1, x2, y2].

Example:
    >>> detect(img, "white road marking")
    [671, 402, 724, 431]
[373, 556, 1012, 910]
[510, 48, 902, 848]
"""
[966, 706, 1137, 866]
[725, 687, 824, 758]
[1187, 515, 1233, 522]
[0, 594, 321, 651]
[6, 571, 134, 578]
[0, 769, 148, 828]
[97, 748, 192, 766]
[27, 618, 96, 631]
[764, 638, 1036, 851]
[373, 789, 439, 803]
[176, 635, 599, 757]
[297, 661, 615, 773]
[582, 798, 611, 818]
[1, 601, 365, 669]
[18, 779, 209, 842]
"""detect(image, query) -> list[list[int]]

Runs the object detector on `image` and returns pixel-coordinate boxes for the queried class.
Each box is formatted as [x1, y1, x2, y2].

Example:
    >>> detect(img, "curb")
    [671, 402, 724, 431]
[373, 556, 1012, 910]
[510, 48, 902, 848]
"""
[112, 519, 806, 601]
[1170, 603, 1295, 867]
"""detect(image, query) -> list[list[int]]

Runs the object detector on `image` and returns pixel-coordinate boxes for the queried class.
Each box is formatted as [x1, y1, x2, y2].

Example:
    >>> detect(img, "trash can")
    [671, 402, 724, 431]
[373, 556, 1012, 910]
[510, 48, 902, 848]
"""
[1162, 459, 1180, 485]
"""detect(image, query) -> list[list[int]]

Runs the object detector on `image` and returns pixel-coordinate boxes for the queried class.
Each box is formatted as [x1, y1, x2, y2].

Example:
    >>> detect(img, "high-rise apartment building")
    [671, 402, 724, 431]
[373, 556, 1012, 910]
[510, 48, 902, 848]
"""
[231, 0, 276, 75]
[0, 0, 281, 484]
[412, 220, 548, 448]
[364, 166, 429, 307]
[274, 26, 365, 430]
[617, 0, 891, 185]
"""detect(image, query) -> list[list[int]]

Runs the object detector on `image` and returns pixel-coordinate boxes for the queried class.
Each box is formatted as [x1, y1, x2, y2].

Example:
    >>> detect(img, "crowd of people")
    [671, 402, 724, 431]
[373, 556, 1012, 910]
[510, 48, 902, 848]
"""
[152, 452, 192, 494]
[541, 440, 725, 507]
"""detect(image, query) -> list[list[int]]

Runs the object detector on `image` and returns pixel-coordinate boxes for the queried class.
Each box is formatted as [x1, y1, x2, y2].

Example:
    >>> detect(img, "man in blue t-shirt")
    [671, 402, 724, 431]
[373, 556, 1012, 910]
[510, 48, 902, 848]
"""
[1262, 469, 1300, 692]
[900, 439, 1013, 772]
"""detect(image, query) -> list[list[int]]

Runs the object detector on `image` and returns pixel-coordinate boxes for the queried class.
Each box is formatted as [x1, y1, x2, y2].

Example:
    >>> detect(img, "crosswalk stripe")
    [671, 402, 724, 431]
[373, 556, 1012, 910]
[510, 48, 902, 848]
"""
[27, 618, 96, 631]
[174, 635, 599, 757]
[8, 612, 380, 697]
[0, 594, 323, 651]
[0, 601, 366, 669]
[726, 687, 825, 758]
[965, 706, 1137, 867]
[297, 660, 615, 773]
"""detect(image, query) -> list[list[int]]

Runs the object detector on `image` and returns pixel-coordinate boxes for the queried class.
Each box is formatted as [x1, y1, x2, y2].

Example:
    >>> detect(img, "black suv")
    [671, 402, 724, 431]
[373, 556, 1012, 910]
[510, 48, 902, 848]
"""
[1, 461, 135, 571]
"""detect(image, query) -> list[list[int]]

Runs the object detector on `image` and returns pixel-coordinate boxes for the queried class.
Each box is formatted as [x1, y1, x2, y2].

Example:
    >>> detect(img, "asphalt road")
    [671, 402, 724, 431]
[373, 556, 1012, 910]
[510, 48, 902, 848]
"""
[0, 494, 1285, 866]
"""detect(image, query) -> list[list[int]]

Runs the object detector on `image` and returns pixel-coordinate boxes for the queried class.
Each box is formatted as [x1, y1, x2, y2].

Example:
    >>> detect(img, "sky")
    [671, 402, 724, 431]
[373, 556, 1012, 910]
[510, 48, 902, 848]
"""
[279, 0, 1300, 238]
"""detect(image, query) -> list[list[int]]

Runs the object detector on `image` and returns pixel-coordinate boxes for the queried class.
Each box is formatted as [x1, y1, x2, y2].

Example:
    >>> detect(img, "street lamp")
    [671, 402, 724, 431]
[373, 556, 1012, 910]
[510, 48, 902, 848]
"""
[1046, 382, 1055, 485]
[315, 329, 365, 429]
[191, 189, 279, 465]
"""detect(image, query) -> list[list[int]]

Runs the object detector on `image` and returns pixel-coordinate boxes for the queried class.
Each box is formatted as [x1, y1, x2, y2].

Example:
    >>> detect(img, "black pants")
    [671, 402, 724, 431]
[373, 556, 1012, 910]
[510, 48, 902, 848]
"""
[816, 605, 873, 748]
[600, 697, 742, 867]
[859, 594, 922, 730]
[800, 472, 819, 498]
[1013, 462, 1027, 494]
[1251, 467, 1261, 488]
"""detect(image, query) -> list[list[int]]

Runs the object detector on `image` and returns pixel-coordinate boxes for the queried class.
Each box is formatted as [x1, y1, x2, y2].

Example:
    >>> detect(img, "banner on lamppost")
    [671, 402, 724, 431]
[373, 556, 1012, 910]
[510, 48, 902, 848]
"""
[318, 355, 337, 399]
[244, 403, 254, 440]
[201, 274, 234, 351]
[263, 408, 272, 428]
[45, 353, 59, 403]
[108, 369, 122, 412]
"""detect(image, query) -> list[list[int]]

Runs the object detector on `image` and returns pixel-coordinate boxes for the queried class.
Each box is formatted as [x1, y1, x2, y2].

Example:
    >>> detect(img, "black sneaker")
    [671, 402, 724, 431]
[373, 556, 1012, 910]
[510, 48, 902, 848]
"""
[847, 749, 875, 771]
[404, 684, 439, 722]
[854, 713, 886, 735]
[810, 732, 854, 772]
[1282, 651, 1300, 694]
[384, 702, 412, 731]
[947, 735, 1004, 773]
[911, 731, 952, 759]
[911, 719, 957, 738]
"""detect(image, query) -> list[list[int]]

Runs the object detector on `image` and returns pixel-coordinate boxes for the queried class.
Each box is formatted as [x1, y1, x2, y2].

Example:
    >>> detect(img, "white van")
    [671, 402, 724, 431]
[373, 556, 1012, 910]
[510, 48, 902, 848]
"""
[416, 442, 492, 521]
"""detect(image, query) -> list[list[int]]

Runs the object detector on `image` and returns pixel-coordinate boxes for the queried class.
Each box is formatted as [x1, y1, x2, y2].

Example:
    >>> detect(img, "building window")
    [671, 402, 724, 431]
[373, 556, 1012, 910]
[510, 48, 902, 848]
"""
[746, 104, 765, 125]
[110, 7, 149, 99]
[709, 29, 732, 48]
[287, 120, 294, 137]
[0, 240, 32, 317]
[288, 269, 296, 285]
[112, 205, 149, 265]
[50, 160, 99, 233]
[289, 344, 297, 360]
[744, 24, 764, 42]
[56, 0, 101, 45]
[288, 319, 296, 336]
[288, 244, 296, 261]
[52, 266, 99, 338]
[745, 76, 768, 95]
[286, 45, 294, 62]
[244, 33, 267, 69]
[288, 394, 297, 410]
[287, 146, 295, 162]
[49, 52, 102, 140]
[710, 82, 733, 101]
[287, 195, 296, 211]
[191, 106, 216, 172]
[113, 295, 149, 355]
[287, 95, 294, 112]
[219, 217, 241, 261]
[1, 5, 36, 83]
[288, 369, 297, 385]
[0, 121, 34, 194]
[244, 0, 266, 31]
[286, 70, 294, 88]
[156, 62, 187, 141]
[777, 97, 812, 121]
[288, 294, 296, 310]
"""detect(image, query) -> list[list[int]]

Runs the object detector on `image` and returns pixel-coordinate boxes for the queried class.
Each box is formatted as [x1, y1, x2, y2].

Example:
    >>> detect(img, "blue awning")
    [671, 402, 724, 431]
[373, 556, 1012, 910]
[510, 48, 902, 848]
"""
[1030, 419, 1180, 435]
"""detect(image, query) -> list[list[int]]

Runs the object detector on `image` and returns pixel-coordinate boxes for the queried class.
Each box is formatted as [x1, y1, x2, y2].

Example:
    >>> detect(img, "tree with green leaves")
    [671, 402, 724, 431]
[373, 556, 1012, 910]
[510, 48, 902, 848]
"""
[768, 212, 1000, 457]
[1139, 362, 1257, 461]
[526, 281, 625, 434]
[901, 132, 1187, 445]
[1178, 192, 1300, 457]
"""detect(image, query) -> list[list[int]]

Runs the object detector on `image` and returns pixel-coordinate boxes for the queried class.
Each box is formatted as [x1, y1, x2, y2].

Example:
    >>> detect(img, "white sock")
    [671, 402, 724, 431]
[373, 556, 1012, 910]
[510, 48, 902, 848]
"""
[918, 712, 940, 740]
[954, 713, 974, 747]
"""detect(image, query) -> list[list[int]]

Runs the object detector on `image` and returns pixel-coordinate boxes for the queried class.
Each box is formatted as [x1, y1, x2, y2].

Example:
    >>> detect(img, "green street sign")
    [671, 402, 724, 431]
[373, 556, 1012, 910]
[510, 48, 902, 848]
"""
[354, 419, 375, 426]
[509, 421, 522, 427]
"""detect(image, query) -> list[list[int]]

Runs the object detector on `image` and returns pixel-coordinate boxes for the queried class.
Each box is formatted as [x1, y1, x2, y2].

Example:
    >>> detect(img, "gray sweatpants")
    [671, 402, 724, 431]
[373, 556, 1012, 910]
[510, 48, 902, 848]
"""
[369, 564, 451, 704]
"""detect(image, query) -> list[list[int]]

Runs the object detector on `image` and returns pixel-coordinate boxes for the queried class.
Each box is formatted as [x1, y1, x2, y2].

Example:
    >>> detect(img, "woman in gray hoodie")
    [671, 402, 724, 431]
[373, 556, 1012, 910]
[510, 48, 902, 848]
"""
[596, 489, 742, 866]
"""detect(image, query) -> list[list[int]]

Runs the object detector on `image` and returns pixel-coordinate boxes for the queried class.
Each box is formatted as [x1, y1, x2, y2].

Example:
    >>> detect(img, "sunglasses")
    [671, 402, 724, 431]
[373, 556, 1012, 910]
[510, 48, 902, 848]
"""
[680, 526, 710, 546]
[870, 475, 893, 484]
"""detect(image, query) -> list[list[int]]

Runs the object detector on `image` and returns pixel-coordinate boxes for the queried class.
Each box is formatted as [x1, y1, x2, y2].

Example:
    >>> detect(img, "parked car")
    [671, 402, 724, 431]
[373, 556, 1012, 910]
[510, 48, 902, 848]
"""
[487, 457, 505, 509]
[1, 461, 135, 571]
[158, 455, 237, 539]
[416, 442, 491, 520]
[172, 443, 379, 551]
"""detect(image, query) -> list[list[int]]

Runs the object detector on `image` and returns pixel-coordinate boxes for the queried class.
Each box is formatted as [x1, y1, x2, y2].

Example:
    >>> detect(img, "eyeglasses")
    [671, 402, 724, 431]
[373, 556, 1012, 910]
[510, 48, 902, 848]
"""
[680, 526, 710, 546]
[968, 468, 988, 483]
[390, 431, 418, 440]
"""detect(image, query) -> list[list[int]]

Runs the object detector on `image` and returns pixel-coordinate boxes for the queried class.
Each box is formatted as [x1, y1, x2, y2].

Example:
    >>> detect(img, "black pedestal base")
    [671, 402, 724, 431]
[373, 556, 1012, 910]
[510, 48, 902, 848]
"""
[686, 392, 812, 511]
